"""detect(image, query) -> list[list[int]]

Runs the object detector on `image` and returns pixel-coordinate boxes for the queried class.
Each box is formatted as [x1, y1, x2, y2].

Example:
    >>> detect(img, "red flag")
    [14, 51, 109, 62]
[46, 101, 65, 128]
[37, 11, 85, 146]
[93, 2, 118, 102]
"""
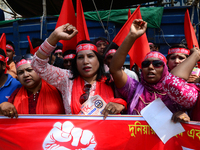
[113, 6, 150, 69]
[128, 9, 131, 18]
[56, 0, 77, 53]
[184, 9, 199, 49]
[0, 33, 6, 55]
[27, 36, 37, 55]
[76, 0, 90, 43]
[0, 33, 10, 73]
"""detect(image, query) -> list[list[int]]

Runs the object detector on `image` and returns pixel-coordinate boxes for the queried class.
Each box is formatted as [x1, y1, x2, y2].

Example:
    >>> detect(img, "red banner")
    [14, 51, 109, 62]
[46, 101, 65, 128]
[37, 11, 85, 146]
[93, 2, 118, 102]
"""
[0, 115, 200, 150]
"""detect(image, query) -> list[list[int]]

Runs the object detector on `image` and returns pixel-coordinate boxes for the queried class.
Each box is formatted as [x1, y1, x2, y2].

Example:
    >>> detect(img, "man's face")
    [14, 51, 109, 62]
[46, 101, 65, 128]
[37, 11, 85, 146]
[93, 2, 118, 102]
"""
[6, 48, 15, 61]
[96, 41, 108, 55]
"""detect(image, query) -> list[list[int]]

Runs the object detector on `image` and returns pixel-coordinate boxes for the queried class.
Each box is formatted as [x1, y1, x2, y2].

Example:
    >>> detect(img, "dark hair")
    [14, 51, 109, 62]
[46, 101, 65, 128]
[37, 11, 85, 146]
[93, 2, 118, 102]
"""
[0, 48, 6, 57]
[166, 43, 189, 60]
[93, 37, 110, 45]
[6, 40, 15, 50]
[0, 48, 6, 66]
[103, 42, 119, 55]
[70, 40, 110, 83]
[26, 38, 44, 54]
[63, 50, 76, 57]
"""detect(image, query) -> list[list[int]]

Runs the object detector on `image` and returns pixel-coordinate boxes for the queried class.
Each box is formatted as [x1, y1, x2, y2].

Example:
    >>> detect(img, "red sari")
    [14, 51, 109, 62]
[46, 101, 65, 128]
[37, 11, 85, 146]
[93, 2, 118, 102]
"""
[11, 79, 65, 114]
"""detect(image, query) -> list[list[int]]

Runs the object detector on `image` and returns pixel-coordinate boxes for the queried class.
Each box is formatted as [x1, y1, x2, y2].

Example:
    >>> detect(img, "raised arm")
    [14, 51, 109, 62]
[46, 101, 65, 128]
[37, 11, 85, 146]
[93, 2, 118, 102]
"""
[170, 47, 200, 80]
[31, 24, 78, 90]
[109, 19, 147, 88]
[36, 23, 78, 59]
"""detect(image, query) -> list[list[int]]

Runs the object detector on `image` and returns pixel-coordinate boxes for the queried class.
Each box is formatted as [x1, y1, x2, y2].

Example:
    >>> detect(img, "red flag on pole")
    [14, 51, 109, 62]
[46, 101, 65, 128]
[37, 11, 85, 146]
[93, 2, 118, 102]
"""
[184, 9, 199, 49]
[113, 6, 150, 69]
[0, 33, 6, 55]
[55, 0, 77, 53]
[76, 0, 90, 43]
[128, 9, 131, 18]
[27, 35, 39, 55]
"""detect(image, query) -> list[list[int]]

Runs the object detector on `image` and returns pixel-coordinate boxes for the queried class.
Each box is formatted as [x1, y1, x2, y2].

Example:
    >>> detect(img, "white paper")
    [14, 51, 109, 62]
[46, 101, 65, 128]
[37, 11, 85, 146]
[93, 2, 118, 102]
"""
[141, 98, 185, 144]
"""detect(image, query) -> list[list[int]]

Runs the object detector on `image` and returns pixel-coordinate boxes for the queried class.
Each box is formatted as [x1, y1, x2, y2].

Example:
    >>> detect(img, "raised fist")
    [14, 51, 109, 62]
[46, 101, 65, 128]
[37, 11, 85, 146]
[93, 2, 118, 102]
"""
[43, 121, 97, 150]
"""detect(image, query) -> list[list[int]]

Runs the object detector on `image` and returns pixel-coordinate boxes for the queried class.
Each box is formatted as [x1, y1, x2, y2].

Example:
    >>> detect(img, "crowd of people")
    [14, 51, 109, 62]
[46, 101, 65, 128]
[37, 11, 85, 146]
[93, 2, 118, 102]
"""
[0, 19, 199, 123]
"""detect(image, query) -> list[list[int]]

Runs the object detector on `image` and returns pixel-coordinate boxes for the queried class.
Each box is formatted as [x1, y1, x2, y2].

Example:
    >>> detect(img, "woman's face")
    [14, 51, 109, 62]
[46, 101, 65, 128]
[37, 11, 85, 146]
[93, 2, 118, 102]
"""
[142, 58, 164, 84]
[17, 63, 41, 89]
[167, 53, 187, 70]
[76, 50, 99, 81]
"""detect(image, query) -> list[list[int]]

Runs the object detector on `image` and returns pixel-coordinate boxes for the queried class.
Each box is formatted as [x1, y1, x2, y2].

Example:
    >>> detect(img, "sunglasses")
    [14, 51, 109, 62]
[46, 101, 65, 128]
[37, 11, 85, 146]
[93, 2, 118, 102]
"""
[141, 60, 164, 68]
[79, 84, 91, 104]
[13, 54, 33, 64]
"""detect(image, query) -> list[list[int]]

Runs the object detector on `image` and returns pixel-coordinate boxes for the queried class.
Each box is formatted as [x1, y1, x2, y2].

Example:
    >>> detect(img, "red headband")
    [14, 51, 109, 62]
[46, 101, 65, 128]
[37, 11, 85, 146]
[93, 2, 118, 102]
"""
[0, 54, 5, 62]
[6, 44, 14, 52]
[168, 48, 190, 55]
[144, 52, 167, 63]
[76, 43, 98, 53]
[64, 54, 76, 60]
[55, 49, 62, 54]
[16, 59, 31, 69]
[148, 42, 153, 45]
[105, 49, 117, 58]
[96, 40, 109, 45]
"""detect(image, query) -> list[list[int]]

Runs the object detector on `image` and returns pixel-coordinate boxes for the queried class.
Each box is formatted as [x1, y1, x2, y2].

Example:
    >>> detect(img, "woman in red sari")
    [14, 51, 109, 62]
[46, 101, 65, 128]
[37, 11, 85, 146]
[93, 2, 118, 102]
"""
[0, 54, 65, 118]
[31, 24, 127, 119]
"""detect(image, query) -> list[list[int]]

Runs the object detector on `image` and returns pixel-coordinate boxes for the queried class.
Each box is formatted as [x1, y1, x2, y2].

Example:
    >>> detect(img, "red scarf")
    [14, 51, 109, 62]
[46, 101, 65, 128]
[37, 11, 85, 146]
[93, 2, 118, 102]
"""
[13, 79, 65, 114]
[71, 76, 127, 114]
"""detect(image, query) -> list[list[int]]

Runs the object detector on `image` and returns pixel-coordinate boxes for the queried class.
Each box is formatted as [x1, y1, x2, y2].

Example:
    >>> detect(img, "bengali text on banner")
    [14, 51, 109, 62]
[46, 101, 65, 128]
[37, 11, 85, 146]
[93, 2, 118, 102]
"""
[0, 115, 200, 150]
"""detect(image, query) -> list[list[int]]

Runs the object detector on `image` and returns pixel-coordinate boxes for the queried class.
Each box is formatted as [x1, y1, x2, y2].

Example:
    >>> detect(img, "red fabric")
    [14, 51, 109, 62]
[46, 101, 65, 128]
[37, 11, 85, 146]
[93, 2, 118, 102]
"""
[128, 9, 131, 18]
[8, 88, 20, 103]
[76, 43, 97, 53]
[184, 9, 199, 49]
[8, 88, 39, 114]
[0, 116, 200, 149]
[0, 33, 10, 73]
[0, 54, 5, 62]
[76, 0, 90, 43]
[71, 76, 127, 114]
[55, 0, 77, 53]
[144, 51, 167, 63]
[0, 33, 6, 55]
[27, 35, 39, 55]
[13, 79, 65, 114]
[112, 6, 150, 69]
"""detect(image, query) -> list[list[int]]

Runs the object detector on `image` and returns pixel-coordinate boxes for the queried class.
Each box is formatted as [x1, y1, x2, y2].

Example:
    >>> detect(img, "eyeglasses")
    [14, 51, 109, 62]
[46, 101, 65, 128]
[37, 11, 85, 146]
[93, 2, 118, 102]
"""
[13, 54, 33, 64]
[79, 84, 91, 104]
[141, 60, 164, 68]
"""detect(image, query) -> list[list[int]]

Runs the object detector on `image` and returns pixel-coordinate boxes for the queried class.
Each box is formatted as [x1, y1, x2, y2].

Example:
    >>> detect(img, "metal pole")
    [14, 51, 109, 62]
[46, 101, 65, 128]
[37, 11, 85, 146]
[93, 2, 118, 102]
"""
[43, 0, 47, 17]
[40, 0, 47, 39]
